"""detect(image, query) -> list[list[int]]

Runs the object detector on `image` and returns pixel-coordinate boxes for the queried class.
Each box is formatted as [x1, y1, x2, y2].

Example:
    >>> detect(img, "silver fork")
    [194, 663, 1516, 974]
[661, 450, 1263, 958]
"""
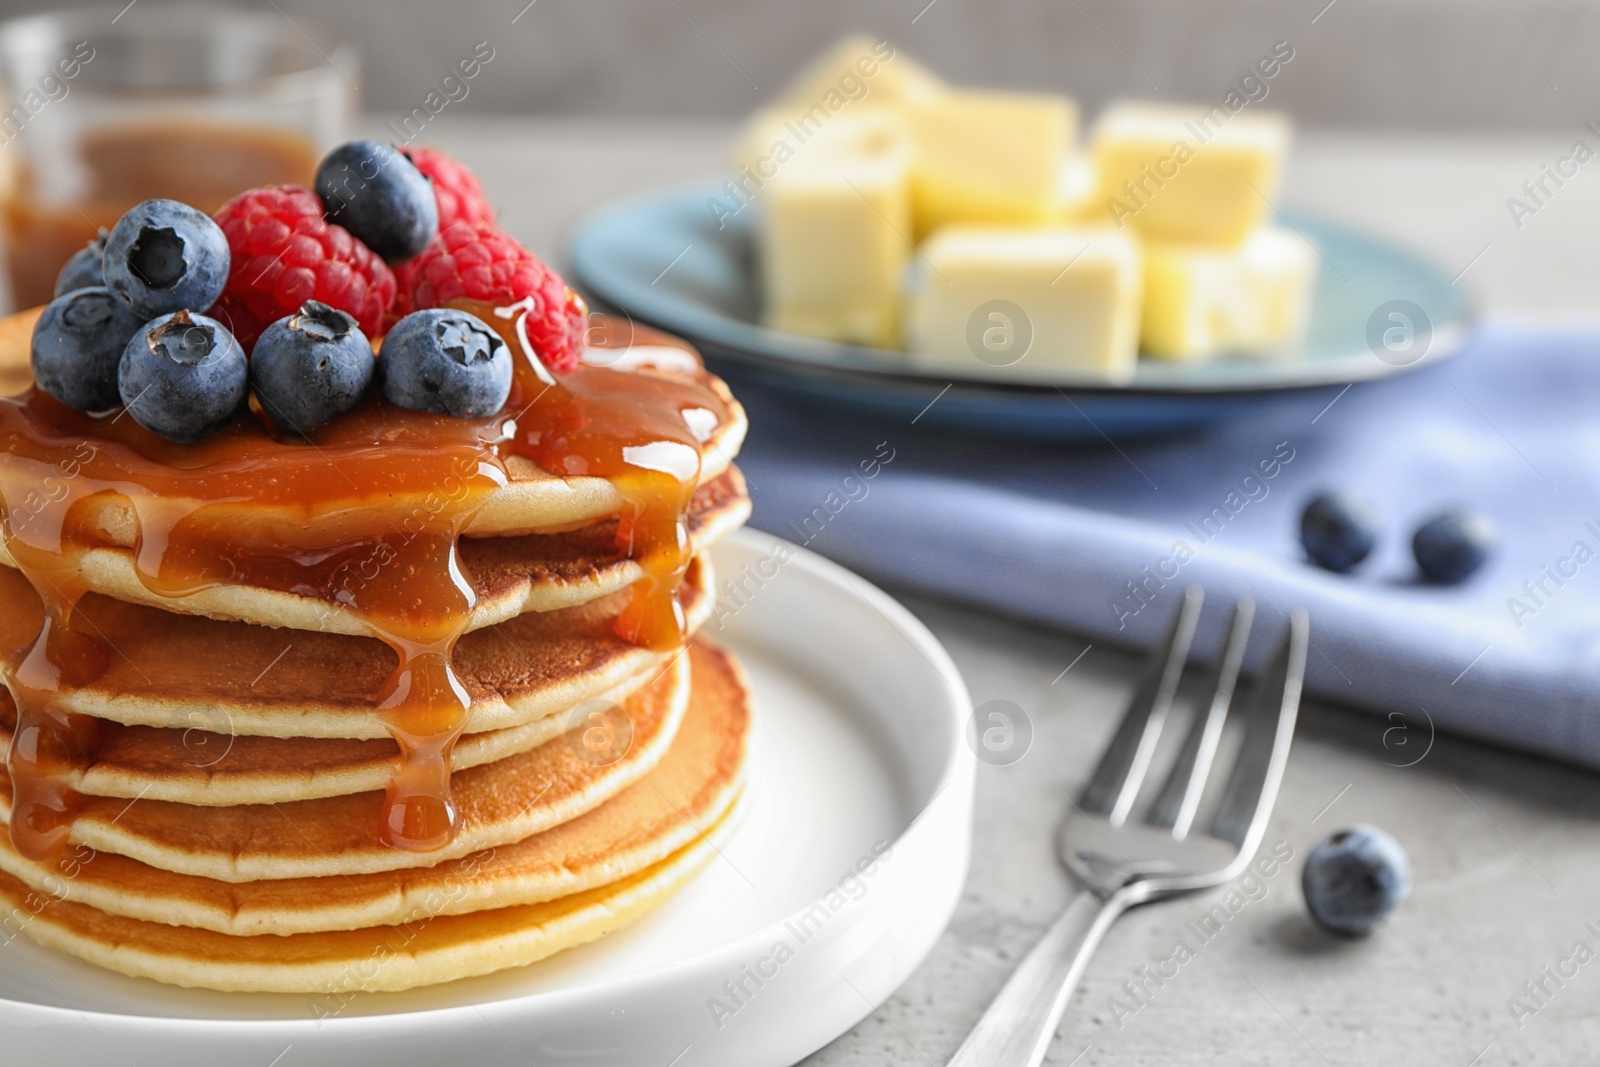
[947, 586, 1308, 1067]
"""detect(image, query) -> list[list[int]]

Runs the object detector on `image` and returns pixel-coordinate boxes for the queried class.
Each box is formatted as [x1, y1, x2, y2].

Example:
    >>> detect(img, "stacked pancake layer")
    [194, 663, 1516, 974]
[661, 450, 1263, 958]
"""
[0, 309, 754, 992]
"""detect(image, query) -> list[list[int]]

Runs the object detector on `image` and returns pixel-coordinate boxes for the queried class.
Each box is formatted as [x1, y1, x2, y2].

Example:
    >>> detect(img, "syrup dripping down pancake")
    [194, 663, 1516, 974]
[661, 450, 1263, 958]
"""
[0, 554, 714, 740]
[0, 640, 712, 883]
[0, 641, 747, 938]
[0, 305, 755, 988]
[0, 669, 617, 805]
[0, 466, 747, 636]
[0, 307, 749, 544]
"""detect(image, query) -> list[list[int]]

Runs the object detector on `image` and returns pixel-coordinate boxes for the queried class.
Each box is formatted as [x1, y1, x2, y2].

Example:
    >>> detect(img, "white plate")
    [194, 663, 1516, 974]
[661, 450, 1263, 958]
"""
[0, 529, 975, 1067]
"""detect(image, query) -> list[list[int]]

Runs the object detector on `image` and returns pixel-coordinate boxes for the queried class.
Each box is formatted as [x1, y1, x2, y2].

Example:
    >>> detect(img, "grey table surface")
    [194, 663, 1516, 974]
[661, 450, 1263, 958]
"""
[403, 117, 1600, 1065]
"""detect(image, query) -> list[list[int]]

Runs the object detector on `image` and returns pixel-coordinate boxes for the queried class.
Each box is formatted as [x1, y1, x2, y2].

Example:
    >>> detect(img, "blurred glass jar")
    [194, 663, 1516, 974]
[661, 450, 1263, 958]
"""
[0, 5, 357, 311]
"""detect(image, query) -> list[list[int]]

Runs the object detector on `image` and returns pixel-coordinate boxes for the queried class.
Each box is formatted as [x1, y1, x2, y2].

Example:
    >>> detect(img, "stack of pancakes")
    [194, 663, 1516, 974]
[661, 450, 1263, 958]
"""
[0, 311, 754, 993]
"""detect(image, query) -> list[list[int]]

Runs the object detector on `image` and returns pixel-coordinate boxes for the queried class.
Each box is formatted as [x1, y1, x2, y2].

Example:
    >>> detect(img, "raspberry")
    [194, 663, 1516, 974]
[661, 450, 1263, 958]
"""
[210, 186, 396, 350]
[400, 146, 497, 231]
[406, 221, 588, 373]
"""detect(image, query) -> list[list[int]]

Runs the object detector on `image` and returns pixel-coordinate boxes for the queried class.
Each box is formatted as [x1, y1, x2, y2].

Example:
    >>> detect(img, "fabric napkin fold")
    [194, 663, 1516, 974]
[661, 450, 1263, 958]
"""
[727, 325, 1600, 770]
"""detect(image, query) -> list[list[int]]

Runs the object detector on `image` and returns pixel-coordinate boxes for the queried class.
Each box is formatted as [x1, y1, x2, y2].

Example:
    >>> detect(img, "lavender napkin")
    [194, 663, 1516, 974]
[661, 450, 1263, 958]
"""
[729, 325, 1600, 769]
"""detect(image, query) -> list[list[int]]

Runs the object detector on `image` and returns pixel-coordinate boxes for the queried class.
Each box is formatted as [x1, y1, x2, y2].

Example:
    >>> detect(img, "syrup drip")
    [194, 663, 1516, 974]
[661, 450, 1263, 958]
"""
[463, 301, 711, 652]
[0, 310, 728, 860]
[2, 518, 102, 861]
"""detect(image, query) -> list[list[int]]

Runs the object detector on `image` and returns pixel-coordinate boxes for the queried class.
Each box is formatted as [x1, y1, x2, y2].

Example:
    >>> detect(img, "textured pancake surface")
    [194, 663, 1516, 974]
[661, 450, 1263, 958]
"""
[0, 690, 573, 806]
[0, 806, 733, 993]
[0, 644, 702, 882]
[0, 642, 749, 936]
[0, 554, 713, 740]
[0, 468, 747, 636]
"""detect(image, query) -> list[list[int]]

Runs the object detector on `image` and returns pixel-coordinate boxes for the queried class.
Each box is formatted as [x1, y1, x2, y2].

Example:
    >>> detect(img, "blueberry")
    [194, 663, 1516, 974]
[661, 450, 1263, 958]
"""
[1299, 492, 1379, 573]
[314, 140, 438, 263]
[1412, 509, 1494, 584]
[53, 231, 108, 297]
[31, 286, 147, 411]
[103, 199, 230, 319]
[379, 309, 511, 418]
[250, 301, 375, 434]
[118, 311, 248, 443]
[1302, 825, 1411, 937]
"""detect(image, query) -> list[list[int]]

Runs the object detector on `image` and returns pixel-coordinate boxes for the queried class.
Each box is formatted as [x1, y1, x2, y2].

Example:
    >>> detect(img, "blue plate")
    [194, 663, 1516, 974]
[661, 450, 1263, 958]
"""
[567, 184, 1471, 440]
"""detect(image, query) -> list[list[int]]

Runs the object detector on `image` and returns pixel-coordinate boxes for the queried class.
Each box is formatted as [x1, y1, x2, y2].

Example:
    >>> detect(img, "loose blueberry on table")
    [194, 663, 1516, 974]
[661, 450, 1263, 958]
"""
[1302, 825, 1411, 937]
[1299, 491, 1380, 573]
[1412, 509, 1495, 584]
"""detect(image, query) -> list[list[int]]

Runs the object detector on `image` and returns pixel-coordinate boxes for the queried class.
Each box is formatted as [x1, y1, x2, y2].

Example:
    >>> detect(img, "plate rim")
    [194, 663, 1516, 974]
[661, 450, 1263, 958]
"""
[567, 181, 1476, 398]
[0, 527, 976, 1045]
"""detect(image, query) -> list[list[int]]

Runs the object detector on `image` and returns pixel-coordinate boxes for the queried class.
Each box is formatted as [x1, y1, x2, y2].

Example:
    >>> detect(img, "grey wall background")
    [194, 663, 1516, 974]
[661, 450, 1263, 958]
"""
[3, 0, 1594, 129]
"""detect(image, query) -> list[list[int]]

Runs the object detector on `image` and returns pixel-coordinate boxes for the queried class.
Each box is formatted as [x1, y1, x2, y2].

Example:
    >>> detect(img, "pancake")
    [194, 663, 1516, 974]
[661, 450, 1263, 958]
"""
[0, 466, 747, 636]
[0, 553, 714, 740]
[0, 647, 678, 806]
[0, 307, 749, 544]
[0, 641, 748, 936]
[0, 678, 590, 805]
[0, 308, 756, 993]
[0, 799, 737, 993]
[0, 641, 713, 882]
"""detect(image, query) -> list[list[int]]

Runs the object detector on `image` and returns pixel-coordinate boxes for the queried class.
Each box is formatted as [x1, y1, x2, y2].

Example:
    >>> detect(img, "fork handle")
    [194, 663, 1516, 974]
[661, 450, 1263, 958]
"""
[945, 888, 1128, 1067]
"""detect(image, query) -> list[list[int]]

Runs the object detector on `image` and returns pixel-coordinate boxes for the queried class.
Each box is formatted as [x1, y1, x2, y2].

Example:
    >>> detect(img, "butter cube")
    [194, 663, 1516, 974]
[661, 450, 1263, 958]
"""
[734, 109, 803, 177]
[1141, 228, 1318, 361]
[734, 103, 909, 183]
[1051, 154, 1100, 226]
[734, 36, 937, 173]
[778, 35, 943, 111]
[759, 119, 913, 348]
[906, 227, 1141, 382]
[1091, 101, 1290, 245]
[906, 90, 1076, 237]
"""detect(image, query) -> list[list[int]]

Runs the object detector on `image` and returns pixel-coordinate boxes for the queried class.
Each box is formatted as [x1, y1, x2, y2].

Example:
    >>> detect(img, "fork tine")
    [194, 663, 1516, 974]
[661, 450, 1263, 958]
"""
[1079, 585, 1203, 825]
[1146, 597, 1255, 838]
[1208, 609, 1309, 849]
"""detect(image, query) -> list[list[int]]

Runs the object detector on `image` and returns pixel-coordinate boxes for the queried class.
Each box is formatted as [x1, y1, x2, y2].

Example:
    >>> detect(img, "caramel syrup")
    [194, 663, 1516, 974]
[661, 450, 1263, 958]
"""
[463, 301, 713, 653]
[0, 309, 728, 860]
